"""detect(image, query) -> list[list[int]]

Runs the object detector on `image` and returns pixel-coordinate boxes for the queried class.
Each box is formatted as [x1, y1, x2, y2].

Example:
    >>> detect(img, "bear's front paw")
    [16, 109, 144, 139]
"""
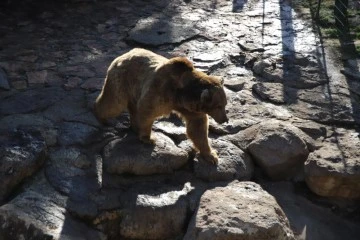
[200, 150, 219, 165]
[140, 135, 156, 145]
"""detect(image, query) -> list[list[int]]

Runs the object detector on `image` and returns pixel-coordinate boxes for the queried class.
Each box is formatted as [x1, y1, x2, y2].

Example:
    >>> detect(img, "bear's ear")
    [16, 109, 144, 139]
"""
[165, 57, 194, 88]
[214, 76, 224, 85]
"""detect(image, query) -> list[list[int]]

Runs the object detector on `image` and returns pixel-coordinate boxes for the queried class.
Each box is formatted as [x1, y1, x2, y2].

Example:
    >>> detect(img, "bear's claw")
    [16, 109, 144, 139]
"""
[201, 151, 219, 165]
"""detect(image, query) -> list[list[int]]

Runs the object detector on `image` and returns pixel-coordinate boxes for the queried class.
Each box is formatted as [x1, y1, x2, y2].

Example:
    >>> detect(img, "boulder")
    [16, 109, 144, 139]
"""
[93, 179, 207, 240]
[103, 132, 188, 175]
[184, 181, 295, 240]
[194, 139, 254, 182]
[0, 129, 46, 203]
[304, 128, 360, 199]
[230, 120, 310, 180]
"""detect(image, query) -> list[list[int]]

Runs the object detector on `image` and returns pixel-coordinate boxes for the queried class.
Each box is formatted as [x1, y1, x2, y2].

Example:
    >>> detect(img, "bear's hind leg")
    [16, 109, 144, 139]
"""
[94, 82, 128, 123]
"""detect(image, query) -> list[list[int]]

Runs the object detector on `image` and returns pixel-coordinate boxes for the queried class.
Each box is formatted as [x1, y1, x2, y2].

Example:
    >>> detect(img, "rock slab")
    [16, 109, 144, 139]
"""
[0, 129, 46, 203]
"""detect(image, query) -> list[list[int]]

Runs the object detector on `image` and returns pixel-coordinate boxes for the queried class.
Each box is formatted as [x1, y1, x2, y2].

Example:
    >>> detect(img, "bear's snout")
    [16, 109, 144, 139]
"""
[217, 115, 229, 124]
[212, 112, 229, 124]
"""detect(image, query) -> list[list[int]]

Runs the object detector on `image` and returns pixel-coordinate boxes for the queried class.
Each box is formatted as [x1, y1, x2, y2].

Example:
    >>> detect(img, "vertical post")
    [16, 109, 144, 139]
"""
[316, 0, 322, 20]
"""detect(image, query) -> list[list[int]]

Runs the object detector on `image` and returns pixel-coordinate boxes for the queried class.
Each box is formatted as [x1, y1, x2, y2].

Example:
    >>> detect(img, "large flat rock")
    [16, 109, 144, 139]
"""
[0, 87, 66, 115]
[103, 132, 188, 175]
[127, 17, 200, 46]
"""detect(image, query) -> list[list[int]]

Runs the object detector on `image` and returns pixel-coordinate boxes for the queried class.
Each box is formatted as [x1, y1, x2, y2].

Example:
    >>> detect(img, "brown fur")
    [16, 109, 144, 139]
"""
[94, 48, 228, 164]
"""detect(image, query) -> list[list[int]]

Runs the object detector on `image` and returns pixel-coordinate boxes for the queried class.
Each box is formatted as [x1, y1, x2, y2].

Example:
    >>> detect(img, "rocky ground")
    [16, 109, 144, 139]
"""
[0, 0, 359, 239]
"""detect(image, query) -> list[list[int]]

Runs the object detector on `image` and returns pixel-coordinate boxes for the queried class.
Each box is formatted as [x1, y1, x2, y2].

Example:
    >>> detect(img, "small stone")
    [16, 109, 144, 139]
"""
[238, 41, 265, 52]
[40, 61, 57, 68]
[193, 51, 223, 62]
[26, 70, 47, 85]
[81, 77, 104, 90]
[18, 55, 38, 62]
[64, 77, 83, 89]
[224, 77, 246, 92]
[226, 66, 250, 76]
[193, 59, 224, 72]
[11, 80, 27, 90]
[127, 18, 200, 46]
[97, 24, 106, 33]
[0, 68, 10, 90]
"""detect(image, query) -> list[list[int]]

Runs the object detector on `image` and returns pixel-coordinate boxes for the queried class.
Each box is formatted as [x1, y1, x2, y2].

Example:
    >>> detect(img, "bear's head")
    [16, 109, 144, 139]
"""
[164, 57, 228, 124]
[199, 80, 228, 124]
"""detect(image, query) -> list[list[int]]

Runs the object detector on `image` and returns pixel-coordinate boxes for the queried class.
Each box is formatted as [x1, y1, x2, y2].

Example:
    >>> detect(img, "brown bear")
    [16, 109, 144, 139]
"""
[94, 48, 228, 164]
